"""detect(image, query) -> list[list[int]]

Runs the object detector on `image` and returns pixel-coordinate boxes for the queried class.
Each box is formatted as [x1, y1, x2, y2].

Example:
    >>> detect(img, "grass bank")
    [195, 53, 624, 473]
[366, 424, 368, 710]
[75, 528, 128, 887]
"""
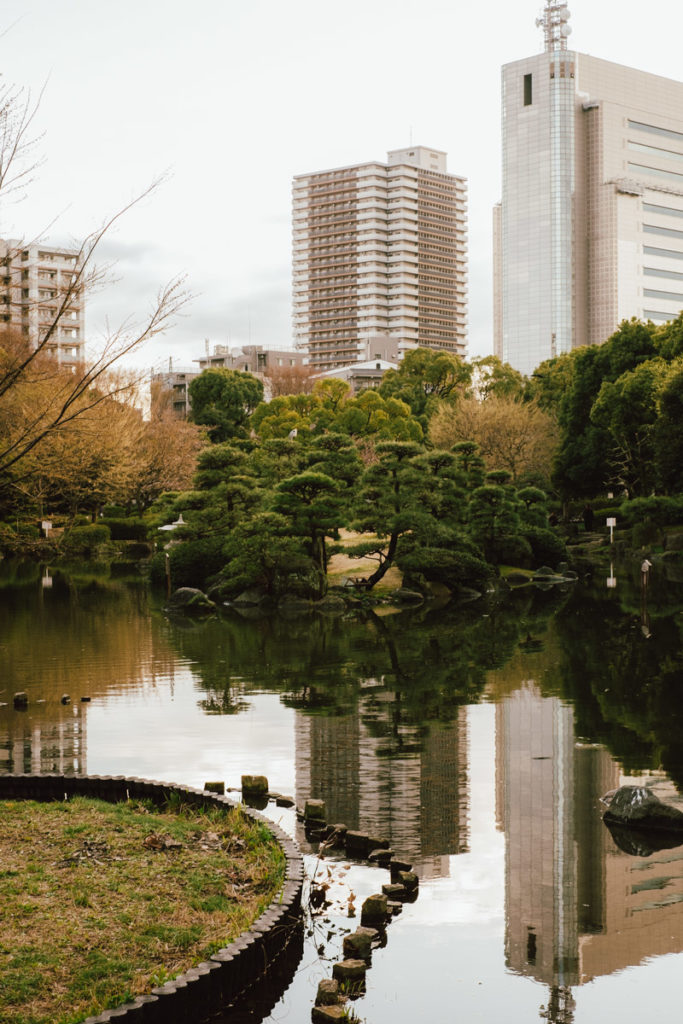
[0, 796, 285, 1024]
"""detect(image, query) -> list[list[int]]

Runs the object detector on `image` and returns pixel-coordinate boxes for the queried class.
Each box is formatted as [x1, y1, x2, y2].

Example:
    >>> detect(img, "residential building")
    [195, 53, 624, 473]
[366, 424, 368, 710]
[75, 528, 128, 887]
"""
[293, 147, 468, 371]
[194, 342, 306, 375]
[150, 366, 201, 418]
[494, 2, 683, 376]
[0, 239, 85, 369]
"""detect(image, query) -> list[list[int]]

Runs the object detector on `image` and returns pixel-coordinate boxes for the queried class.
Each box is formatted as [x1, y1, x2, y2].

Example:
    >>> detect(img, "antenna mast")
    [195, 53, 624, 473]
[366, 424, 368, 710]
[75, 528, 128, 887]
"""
[536, 1, 572, 52]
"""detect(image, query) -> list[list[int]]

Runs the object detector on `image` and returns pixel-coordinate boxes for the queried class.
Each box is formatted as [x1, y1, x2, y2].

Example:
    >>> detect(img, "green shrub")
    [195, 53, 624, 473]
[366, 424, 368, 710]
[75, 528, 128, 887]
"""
[102, 505, 128, 517]
[397, 544, 493, 591]
[491, 533, 533, 568]
[99, 518, 149, 541]
[522, 526, 567, 568]
[59, 524, 112, 558]
[0, 522, 17, 554]
[17, 523, 40, 539]
[632, 521, 660, 547]
[619, 496, 683, 527]
[149, 537, 226, 590]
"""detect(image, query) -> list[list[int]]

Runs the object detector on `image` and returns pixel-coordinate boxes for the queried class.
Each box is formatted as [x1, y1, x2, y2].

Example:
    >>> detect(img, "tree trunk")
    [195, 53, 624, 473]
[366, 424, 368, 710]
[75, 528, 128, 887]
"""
[357, 531, 399, 590]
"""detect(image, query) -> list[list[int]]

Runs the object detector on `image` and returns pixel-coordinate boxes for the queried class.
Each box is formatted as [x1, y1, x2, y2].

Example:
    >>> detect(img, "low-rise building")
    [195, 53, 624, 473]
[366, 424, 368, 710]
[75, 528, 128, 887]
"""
[315, 358, 398, 394]
[150, 367, 200, 418]
[195, 343, 306, 375]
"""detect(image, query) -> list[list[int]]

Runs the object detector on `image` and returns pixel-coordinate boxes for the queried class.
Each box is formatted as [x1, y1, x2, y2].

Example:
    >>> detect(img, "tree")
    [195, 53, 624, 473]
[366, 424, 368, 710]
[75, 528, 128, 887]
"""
[347, 441, 426, 589]
[262, 362, 317, 397]
[334, 390, 423, 442]
[430, 395, 558, 487]
[590, 359, 666, 496]
[0, 78, 188, 482]
[551, 321, 658, 499]
[271, 471, 346, 577]
[526, 352, 574, 414]
[1, 373, 142, 521]
[378, 347, 472, 421]
[184, 440, 263, 536]
[452, 441, 486, 491]
[303, 433, 364, 489]
[517, 486, 549, 528]
[114, 393, 206, 513]
[188, 368, 263, 442]
[654, 362, 683, 493]
[250, 391, 324, 439]
[219, 512, 311, 598]
[250, 381, 423, 443]
[467, 483, 521, 563]
[471, 355, 525, 400]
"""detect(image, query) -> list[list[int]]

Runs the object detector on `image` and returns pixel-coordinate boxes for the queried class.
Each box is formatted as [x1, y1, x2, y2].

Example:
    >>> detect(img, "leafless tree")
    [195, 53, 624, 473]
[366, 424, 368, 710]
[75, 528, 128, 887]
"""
[0, 81, 190, 478]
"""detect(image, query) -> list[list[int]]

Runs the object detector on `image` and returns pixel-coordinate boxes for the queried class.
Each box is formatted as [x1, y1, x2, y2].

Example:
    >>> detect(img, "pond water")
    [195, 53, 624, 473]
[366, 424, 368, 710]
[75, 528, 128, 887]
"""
[2, 560, 683, 1024]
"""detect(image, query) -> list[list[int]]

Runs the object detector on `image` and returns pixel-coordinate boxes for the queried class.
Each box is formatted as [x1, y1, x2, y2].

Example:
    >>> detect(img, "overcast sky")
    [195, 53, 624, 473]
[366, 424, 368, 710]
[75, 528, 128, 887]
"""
[3, 0, 683, 373]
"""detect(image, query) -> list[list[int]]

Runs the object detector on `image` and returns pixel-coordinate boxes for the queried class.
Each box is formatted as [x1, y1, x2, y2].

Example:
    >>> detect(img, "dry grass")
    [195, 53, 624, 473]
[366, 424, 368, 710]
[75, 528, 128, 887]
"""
[0, 796, 285, 1024]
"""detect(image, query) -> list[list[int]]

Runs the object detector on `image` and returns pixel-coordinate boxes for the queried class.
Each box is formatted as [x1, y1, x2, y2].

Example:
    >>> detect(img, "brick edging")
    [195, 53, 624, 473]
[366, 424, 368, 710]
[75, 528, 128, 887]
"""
[0, 774, 304, 1024]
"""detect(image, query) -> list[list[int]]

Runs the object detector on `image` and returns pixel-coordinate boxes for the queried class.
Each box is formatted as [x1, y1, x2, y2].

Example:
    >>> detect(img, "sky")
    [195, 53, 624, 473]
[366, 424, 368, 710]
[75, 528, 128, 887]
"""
[2, 0, 683, 374]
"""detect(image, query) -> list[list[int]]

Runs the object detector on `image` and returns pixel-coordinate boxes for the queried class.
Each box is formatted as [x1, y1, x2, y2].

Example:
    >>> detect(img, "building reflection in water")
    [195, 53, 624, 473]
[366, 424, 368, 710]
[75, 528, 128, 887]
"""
[497, 681, 683, 1022]
[0, 702, 88, 775]
[294, 687, 470, 879]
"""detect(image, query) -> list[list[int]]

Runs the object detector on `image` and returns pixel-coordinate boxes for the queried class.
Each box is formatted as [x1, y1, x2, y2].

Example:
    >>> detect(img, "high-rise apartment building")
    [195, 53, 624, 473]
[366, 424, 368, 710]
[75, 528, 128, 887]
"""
[0, 239, 85, 368]
[495, 2, 683, 376]
[293, 147, 467, 371]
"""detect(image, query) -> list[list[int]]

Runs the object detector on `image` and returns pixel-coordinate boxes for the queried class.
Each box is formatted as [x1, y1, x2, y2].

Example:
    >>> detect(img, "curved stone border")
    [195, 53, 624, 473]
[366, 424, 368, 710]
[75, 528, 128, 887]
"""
[0, 774, 304, 1024]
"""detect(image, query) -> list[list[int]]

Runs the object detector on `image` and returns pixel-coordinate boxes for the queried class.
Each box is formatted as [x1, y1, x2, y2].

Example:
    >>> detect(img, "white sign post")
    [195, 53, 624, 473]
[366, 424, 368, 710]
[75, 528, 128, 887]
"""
[606, 517, 616, 544]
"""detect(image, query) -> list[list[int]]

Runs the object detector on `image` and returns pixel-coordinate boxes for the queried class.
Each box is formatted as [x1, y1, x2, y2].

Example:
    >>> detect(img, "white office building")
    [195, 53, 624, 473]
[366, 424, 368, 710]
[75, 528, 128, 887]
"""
[494, 2, 683, 376]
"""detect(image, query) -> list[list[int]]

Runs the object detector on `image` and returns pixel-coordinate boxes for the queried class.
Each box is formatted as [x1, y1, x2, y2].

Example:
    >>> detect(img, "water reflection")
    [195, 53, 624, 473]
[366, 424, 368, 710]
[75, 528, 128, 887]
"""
[498, 679, 683, 1022]
[2, 563, 683, 1022]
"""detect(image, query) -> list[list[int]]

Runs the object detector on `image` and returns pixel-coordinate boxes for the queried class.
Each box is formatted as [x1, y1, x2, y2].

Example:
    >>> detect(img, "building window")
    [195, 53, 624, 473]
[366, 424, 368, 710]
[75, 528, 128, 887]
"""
[523, 74, 532, 106]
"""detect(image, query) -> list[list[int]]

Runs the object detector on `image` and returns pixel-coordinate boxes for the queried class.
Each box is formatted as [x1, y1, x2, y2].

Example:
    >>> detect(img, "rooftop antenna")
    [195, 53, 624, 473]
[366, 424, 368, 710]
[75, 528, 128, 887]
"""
[536, 1, 572, 52]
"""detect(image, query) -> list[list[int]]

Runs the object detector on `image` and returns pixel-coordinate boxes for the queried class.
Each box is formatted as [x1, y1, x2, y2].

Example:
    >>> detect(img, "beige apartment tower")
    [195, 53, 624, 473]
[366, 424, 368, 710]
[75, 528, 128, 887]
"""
[293, 147, 468, 371]
[495, 2, 683, 377]
[1, 239, 85, 368]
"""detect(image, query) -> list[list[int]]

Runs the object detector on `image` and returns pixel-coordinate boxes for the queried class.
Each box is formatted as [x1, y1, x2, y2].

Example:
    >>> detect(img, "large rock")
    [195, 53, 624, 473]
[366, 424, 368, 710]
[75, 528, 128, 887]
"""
[603, 786, 683, 832]
[167, 588, 215, 615]
[360, 893, 388, 925]
[315, 978, 340, 1006]
[232, 588, 269, 606]
[343, 927, 378, 959]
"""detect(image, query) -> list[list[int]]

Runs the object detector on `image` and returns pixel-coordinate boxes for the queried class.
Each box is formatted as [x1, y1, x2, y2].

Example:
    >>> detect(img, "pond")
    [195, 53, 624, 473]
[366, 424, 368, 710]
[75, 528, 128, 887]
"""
[2, 559, 683, 1023]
